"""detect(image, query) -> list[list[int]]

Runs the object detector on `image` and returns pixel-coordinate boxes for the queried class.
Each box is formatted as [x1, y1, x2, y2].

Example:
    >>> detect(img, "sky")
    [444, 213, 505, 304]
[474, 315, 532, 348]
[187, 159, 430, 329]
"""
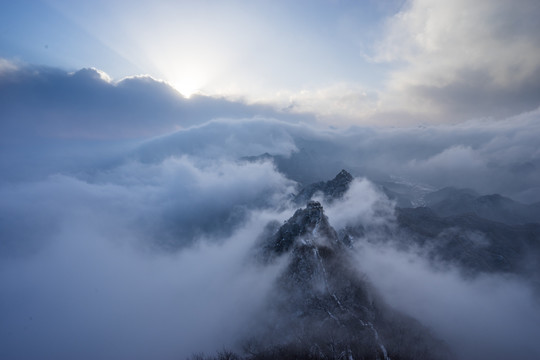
[1, 0, 540, 199]
[2, 0, 540, 125]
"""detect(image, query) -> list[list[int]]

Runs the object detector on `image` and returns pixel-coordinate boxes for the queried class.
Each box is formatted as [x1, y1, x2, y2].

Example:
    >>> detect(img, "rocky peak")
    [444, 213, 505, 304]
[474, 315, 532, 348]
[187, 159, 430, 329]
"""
[332, 169, 354, 186]
[251, 188, 451, 360]
[324, 169, 353, 199]
[294, 169, 354, 205]
[303, 200, 325, 226]
[265, 201, 338, 256]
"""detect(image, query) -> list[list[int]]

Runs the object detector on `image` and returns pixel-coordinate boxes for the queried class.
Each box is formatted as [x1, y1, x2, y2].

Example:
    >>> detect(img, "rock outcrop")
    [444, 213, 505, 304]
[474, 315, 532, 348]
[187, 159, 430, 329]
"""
[294, 169, 354, 205]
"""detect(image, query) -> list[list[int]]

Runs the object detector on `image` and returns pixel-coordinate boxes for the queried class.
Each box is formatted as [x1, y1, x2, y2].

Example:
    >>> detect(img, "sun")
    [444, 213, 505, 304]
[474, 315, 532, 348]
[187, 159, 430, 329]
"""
[170, 79, 203, 98]
[166, 67, 208, 98]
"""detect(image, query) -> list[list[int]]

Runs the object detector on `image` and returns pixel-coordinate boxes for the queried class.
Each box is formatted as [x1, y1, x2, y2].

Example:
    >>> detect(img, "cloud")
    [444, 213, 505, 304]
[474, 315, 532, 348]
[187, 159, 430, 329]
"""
[0, 155, 295, 359]
[318, 178, 396, 230]
[135, 118, 303, 163]
[0, 209, 287, 360]
[0, 61, 315, 182]
[0, 61, 313, 141]
[1, 60, 539, 359]
[2, 60, 539, 200]
[0, 156, 296, 255]
[341, 111, 540, 201]
[267, 83, 381, 125]
[373, 0, 540, 121]
[354, 239, 540, 360]
[129, 109, 540, 202]
[316, 180, 540, 360]
[0, 58, 18, 73]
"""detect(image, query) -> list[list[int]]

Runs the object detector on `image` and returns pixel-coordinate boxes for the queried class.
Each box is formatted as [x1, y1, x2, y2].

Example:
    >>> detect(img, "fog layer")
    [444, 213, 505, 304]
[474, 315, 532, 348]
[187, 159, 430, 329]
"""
[1, 62, 540, 359]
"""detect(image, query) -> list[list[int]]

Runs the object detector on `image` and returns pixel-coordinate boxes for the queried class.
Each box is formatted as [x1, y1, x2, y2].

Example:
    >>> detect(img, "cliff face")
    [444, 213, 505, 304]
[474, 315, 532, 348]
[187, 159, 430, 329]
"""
[265, 201, 339, 255]
[252, 199, 451, 360]
[293, 169, 354, 205]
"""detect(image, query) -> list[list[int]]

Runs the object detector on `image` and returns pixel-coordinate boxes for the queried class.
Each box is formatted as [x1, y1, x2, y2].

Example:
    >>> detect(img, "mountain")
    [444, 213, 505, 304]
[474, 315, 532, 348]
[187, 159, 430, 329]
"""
[423, 187, 540, 225]
[396, 207, 540, 278]
[293, 169, 354, 205]
[423, 187, 479, 206]
[290, 173, 540, 278]
[245, 200, 451, 360]
[187, 170, 539, 360]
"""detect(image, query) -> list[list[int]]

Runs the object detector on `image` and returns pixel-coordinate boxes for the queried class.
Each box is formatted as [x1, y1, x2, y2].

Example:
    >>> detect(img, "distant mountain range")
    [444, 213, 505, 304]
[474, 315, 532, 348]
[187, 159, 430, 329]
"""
[293, 170, 540, 277]
[382, 181, 540, 279]
[422, 187, 540, 225]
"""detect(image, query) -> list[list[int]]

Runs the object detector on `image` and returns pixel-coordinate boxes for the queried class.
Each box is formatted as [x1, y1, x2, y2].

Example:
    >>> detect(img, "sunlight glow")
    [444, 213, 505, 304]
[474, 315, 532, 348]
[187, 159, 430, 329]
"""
[158, 63, 209, 98]
[170, 78, 204, 98]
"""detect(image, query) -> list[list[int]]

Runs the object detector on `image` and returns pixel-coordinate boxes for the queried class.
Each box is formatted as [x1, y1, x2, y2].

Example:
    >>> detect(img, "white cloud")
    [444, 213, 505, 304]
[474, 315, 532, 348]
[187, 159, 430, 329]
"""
[0, 155, 295, 359]
[1, 61, 539, 358]
[354, 240, 540, 360]
[0, 63, 312, 141]
[271, 83, 380, 124]
[1, 156, 296, 252]
[1, 208, 287, 360]
[373, 0, 540, 120]
[320, 178, 395, 230]
[377, 0, 540, 84]
[132, 110, 540, 201]
[0, 58, 18, 73]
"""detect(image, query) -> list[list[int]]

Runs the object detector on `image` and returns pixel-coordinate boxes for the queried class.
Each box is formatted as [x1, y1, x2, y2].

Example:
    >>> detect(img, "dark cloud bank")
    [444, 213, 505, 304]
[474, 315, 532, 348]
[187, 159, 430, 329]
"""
[1, 64, 540, 360]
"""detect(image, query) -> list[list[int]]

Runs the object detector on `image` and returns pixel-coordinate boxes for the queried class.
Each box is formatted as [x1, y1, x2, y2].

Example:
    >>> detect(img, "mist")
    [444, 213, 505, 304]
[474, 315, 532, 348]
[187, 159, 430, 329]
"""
[354, 241, 540, 360]
[1, 62, 540, 359]
[0, 156, 296, 359]
[2, 63, 540, 201]
[315, 179, 540, 360]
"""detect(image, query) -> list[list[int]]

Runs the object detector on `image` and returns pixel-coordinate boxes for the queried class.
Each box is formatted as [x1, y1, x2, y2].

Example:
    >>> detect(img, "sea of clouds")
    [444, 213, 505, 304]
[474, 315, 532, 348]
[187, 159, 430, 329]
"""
[1, 62, 540, 359]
